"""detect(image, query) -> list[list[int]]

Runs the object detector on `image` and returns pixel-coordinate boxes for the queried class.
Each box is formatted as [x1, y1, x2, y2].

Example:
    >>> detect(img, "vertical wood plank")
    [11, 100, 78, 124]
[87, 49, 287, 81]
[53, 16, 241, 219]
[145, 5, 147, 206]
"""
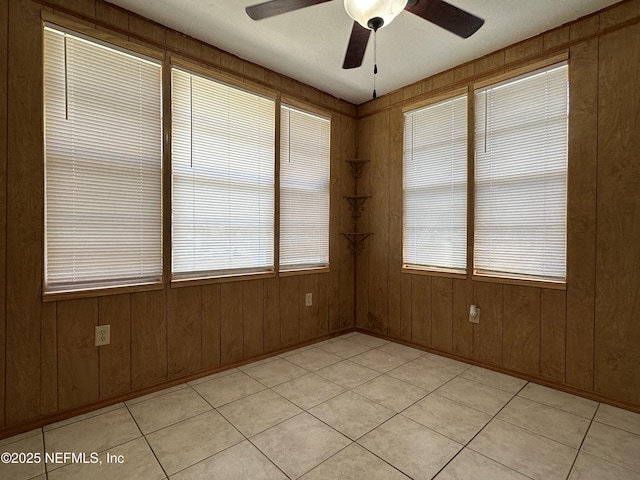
[58, 298, 99, 410]
[355, 115, 371, 328]
[566, 38, 598, 391]
[452, 279, 473, 357]
[338, 115, 356, 331]
[98, 294, 131, 398]
[503, 285, 540, 375]
[220, 283, 243, 364]
[431, 277, 453, 352]
[280, 276, 299, 346]
[540, 289, 566, 382]
[0, 0, 7, 427]
[317, 273, 329, 336]
[328, 113, 342, 333]
[594, 23, 640, 405]
[299, 274, 319, 341]
[243, 279, 264, 359]
[263, 277, 281, 351]
[131, 289, 167, 389]
[387, 107, 404, 339]
[167, 286, 202, 378]
[474, 282, 503, 365]
[367, 111, 390, 333]
[41, 303, 58, 416]
[411, 275, 431, 347]
[5, 0, 43, 423]
[399, 273, 412, 341]
[202, 284, 221, 369]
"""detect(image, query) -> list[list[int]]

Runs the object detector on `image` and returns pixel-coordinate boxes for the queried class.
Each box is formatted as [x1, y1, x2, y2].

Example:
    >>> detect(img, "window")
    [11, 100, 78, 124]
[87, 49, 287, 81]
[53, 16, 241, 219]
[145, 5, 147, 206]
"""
[403, 94, 468, 273]
[474, 63, 569, 282]
[43, 26, 163, 293]
[171, 68, 275, 278]
[279, 105, 331, 271]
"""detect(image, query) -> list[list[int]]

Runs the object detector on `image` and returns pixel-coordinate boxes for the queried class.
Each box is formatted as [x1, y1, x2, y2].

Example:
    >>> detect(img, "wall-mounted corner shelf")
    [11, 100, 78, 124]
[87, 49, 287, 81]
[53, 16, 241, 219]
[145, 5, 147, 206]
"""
[341, 233, 373, 256]
[341, 159, 373, 256]
[343, 195, 371, 221]
[346, 159, 370, 179]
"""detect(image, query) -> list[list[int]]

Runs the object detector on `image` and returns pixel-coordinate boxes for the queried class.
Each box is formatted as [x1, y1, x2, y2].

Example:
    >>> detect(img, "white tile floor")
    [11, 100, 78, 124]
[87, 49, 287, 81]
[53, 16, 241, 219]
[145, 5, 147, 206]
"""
[2, 332, 640, 480]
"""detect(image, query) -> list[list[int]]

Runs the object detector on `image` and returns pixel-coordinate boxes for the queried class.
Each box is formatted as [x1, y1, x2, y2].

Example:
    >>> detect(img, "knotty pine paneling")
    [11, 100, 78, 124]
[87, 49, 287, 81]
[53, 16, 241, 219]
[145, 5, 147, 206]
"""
[5, 0, 43, 424]
[566, 37, 598, 391]
[167, 286, 202, 378]
[502, 285, 541, 376]
[594, 21, 640, 405]
[0, 0, 7, 427]
[98, 294, 131, 398]
[58, 298, 100, 410]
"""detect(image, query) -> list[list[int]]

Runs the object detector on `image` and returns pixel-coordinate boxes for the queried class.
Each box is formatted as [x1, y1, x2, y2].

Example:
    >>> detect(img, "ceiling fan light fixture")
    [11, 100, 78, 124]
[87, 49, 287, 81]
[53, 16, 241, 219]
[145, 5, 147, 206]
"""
[344, 0, 408, 30]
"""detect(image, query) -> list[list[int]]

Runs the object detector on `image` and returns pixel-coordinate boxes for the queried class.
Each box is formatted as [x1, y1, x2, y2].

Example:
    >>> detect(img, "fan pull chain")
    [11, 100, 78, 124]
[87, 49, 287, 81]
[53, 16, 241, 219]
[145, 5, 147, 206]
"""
[373, 28, 377, 99]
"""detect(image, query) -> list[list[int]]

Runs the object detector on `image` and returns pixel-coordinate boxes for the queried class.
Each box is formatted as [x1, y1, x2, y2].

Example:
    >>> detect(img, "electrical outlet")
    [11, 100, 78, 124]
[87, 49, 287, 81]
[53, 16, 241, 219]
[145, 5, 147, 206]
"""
[305, 292, 313, 307]
[469, 305, 480, 324]
[95, 325, 111, 346]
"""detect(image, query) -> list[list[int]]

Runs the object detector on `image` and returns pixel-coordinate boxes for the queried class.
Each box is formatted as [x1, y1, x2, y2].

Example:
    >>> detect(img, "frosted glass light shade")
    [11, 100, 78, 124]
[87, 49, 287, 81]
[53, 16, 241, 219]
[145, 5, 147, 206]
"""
[344, 0, 408, 29]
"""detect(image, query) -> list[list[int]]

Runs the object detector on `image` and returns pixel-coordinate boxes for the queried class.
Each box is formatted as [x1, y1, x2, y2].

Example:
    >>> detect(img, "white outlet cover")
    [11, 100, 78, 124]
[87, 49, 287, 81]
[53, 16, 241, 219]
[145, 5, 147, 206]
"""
[305, 293, 313, 307]
[95, 325, 111, 346]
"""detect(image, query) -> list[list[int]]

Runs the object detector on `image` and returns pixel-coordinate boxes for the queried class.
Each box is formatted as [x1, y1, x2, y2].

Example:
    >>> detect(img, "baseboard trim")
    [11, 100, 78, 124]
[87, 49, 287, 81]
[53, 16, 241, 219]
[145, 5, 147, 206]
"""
[355, 327, 640, 415]
[0, 328, 356, 440]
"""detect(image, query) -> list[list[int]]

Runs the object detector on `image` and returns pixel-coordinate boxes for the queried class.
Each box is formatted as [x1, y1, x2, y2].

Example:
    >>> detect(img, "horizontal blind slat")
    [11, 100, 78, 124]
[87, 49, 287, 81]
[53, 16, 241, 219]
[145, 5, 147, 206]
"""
[474, 63, 568, 281]
[403, 94, 468, 272]
[44, 27, 163, 292]
[171, 68, 275, 276]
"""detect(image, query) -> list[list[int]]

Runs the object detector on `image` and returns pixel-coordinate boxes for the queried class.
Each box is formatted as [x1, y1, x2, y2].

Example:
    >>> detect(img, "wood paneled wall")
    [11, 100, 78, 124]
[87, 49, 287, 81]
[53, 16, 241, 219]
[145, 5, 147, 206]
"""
[356, 0, 640, 408]
[0, 0, 356, 432]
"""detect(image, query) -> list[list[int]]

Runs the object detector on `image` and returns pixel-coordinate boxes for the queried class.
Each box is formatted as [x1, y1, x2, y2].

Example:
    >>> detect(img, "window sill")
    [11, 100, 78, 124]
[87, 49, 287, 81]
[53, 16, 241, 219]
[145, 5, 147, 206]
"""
[171, 271, 277, 288]
[472, 273, 566, 290]
[279, 266, 330, 277]
[402, 265, 467, 280]
[43, 281, 164, 302]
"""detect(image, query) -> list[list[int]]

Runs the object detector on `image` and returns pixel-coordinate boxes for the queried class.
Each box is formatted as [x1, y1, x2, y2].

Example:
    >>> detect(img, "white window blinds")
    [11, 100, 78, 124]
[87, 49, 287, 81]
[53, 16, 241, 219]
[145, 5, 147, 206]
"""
[474, 63, 568, 282]
[403, 94, 468, 273]
[171, 68, 275, 278]
[43, 26, 163, 293]
[280, 105, 330, 270]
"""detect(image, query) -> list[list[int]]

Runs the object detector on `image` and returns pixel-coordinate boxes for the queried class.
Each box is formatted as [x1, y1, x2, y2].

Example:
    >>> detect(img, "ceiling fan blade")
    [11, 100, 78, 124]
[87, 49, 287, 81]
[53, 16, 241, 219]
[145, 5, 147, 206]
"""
[406, 0, 484, 38]
[343, 22, 371, 69]
[246, 0, 333, 20]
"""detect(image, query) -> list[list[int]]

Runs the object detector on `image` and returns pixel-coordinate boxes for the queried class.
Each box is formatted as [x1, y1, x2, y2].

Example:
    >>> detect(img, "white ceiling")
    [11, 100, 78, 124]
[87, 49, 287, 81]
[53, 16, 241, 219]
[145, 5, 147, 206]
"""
[109, 0, 619, 104]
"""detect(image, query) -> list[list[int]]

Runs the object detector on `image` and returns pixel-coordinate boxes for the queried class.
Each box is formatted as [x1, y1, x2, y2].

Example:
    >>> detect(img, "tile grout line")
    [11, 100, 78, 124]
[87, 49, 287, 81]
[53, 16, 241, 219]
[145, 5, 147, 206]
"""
[123, 401, 170, 480]
[563, 402, 600, 480]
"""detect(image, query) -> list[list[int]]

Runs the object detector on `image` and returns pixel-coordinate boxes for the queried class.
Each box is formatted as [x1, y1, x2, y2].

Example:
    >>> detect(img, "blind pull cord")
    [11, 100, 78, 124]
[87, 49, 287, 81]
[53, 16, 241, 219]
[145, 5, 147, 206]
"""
[64, 35, 69, 120]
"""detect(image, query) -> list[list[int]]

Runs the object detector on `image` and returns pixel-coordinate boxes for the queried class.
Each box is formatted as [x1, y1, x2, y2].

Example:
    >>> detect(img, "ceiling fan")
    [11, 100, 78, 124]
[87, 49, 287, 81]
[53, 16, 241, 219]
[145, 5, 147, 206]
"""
[245, 0, 485, 69]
